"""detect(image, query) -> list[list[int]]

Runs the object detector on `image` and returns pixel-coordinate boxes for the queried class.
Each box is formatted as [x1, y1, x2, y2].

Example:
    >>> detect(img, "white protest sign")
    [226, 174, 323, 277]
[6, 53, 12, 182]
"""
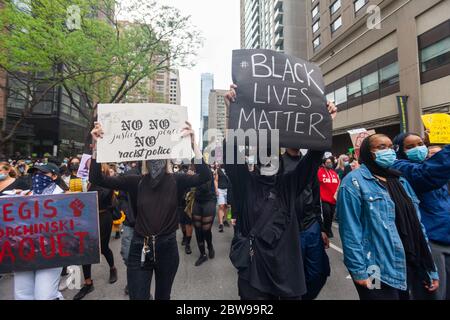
[96, 103, 192, 163]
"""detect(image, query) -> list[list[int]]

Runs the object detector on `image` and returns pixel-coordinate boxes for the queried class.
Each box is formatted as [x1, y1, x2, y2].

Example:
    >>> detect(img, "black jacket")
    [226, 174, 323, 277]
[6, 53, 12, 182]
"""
[282, 153, 324, 232]
[225, 140, 323, 297]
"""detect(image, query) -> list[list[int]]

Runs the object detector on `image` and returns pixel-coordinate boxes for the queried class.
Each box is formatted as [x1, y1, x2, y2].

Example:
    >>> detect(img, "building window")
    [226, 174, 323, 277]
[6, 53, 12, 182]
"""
[326, 92, 335, 103]
[354, 0, 367, 13]
[347, 79, 362, 99]
[313, 36, 321, 49]
[361, 71, 379, 95]
[312, 5, 319, 19]
[312, 20, 320, 33]
[420, 37, 450, 72]
[330, 0, 341, 15]
[331, 16, 342, 33]
[335, 86, 347, 105]
[379, 62, 399, 88]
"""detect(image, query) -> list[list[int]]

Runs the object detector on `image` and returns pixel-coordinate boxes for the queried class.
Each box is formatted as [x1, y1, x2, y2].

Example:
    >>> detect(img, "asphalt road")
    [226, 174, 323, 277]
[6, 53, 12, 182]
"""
[0, 222, 358, 300]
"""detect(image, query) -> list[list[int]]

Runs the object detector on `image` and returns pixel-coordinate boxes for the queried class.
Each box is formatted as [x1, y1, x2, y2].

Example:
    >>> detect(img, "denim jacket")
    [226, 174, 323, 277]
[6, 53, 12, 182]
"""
[337, 164, 439, 290]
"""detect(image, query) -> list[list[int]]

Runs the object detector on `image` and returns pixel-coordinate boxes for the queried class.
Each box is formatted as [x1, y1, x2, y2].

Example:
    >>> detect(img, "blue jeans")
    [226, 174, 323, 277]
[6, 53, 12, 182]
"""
[120, 225, 134, 266]
[127, 231, 179, 300]
[300, 221, 330, 300]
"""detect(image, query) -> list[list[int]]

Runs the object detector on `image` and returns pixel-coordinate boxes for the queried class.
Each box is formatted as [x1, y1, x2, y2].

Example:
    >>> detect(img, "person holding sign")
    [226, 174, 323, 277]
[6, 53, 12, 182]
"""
[13, 163, 65, 300]
[225, 84, 337, 300]
[89, 121, 211, 300]
[392, 133, 450, 300]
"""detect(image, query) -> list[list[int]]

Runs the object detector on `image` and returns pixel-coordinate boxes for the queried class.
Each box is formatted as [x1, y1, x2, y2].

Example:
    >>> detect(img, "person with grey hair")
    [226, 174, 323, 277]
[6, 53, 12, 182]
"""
[89, 121, 211, 300]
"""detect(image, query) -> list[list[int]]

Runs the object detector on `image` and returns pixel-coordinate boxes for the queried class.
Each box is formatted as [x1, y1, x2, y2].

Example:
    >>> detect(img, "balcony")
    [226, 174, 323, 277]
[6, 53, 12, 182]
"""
[275, 20, 283, 34]
[274, 0, 283, 11]
[274, 7, 283, 23]
[275, 33, 284, 47]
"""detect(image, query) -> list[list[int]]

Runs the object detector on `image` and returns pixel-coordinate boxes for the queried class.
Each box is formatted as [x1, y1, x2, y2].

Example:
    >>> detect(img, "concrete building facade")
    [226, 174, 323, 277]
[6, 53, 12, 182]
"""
[200, 73, 214, 149]
[169, 70, 181, 105]
[305, 0, 450, 154]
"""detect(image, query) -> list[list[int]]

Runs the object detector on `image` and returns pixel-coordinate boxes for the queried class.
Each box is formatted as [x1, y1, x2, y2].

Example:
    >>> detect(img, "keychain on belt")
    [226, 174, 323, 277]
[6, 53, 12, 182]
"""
[141, 237, 150, 267]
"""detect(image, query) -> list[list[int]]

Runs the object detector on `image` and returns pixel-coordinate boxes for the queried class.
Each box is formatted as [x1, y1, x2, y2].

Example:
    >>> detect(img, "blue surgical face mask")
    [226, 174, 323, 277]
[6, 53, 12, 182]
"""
[344, 161, 349, 166]
[374, 149, 397, 168]
[405, 146, 428, 163]
[0, 173, 8, 181]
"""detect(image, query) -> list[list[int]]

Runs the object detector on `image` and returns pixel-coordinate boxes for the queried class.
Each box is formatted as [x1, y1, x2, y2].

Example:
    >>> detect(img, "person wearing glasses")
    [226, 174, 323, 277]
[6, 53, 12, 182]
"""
[337, 134, 439, 300]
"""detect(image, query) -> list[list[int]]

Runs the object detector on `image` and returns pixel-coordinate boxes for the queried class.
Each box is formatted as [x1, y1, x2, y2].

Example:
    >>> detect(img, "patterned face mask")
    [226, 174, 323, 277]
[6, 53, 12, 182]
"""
[148, 160, 166, 179]
[32, 173, 54, 194]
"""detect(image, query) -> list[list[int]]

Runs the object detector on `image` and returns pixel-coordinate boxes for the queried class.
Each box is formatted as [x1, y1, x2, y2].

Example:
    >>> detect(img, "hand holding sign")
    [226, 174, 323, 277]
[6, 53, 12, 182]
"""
[91, 121, 104, 143]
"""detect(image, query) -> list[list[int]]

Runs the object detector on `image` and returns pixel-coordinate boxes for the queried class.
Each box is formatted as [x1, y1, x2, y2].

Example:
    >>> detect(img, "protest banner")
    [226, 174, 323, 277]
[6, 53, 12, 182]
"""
[421, 113, 450, 144]
[0, 192, 100, 273]
[348, 128, 376, 159]
[228, 49, 331, 150]
[76, 154, 91, 179]
[96, 103, 192, 163]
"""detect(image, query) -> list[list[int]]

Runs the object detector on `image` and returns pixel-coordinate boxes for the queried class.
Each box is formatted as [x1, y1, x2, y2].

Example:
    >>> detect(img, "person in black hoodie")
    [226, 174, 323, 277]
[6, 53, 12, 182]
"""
[89, 121, 211, 300]
[224, 85, 337, 300]
[73, 163, 118, 300]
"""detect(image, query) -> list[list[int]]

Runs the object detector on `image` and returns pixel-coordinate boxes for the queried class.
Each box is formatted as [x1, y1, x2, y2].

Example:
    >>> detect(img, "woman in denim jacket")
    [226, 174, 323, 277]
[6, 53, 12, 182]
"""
[337, 134, 439, 300]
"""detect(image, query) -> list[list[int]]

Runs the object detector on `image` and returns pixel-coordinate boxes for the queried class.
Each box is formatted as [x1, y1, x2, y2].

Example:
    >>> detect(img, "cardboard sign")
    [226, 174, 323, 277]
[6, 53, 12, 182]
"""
[421, 113, 450, 144]
[97, 103, 192, 163]
[348, 128, 376, 159]
[228, 49, 331, 150]
[76, 154, 91, 179]
[0, 192, 100, 273]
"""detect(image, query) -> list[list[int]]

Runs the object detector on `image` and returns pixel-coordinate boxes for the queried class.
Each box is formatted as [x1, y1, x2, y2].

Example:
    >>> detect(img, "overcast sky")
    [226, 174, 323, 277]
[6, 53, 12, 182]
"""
[158, 0, 241, 135]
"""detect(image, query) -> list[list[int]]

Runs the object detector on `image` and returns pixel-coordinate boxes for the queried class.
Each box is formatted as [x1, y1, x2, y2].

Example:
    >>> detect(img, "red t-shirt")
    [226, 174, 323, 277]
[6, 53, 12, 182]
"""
[317, 167, 340, 205]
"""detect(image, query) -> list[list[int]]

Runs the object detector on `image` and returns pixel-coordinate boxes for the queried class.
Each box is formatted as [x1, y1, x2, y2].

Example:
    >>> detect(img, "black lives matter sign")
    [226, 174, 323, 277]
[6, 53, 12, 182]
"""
[229, 49, 332, 150]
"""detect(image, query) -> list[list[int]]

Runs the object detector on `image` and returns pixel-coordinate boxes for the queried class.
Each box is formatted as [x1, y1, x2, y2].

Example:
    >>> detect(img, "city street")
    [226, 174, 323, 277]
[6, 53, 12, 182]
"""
[0, 222, 357, 300]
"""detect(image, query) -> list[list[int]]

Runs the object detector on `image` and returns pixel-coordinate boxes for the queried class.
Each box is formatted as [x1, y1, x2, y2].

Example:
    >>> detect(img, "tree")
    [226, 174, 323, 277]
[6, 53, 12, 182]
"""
[0, 0, 202, 152]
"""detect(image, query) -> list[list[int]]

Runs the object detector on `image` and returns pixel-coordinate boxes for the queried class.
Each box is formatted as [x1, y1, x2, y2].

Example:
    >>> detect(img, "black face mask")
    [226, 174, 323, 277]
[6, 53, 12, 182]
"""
[70, 164, 79, 172]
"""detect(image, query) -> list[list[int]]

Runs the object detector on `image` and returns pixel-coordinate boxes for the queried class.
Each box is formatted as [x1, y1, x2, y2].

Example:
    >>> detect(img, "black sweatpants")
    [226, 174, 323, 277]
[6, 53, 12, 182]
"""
[82, 212, 115, 279]
[321, 201, 336, 236]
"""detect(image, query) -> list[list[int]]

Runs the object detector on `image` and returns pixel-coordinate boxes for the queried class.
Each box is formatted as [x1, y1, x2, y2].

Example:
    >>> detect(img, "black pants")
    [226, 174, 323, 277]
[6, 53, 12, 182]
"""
[238, 278, 301, 300]
[300, 222, 330, 300]
[82, 212, 115, 279]
[127, 231, 179, 300]
[322, 202, 336, 236]
[192, 200, 216, 255]
[355, 267, 437, 300]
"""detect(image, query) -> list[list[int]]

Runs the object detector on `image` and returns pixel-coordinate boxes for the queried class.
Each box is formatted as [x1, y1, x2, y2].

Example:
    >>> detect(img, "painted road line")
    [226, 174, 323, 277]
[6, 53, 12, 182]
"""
[330, 242, 344, 254]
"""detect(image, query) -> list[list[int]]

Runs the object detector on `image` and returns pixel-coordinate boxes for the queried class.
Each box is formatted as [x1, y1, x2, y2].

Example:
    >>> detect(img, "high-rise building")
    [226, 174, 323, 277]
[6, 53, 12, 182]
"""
[200, 73, 214, 149]
[240, 0, 308, 58]
[207, 89, 229, 145]
[306, 0, 450, 155]
[169, 70, 181, 105]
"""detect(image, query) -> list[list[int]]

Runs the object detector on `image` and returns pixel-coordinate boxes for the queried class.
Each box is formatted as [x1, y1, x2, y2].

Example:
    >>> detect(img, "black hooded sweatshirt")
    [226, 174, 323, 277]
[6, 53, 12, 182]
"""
[224, 141, 323, 297]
